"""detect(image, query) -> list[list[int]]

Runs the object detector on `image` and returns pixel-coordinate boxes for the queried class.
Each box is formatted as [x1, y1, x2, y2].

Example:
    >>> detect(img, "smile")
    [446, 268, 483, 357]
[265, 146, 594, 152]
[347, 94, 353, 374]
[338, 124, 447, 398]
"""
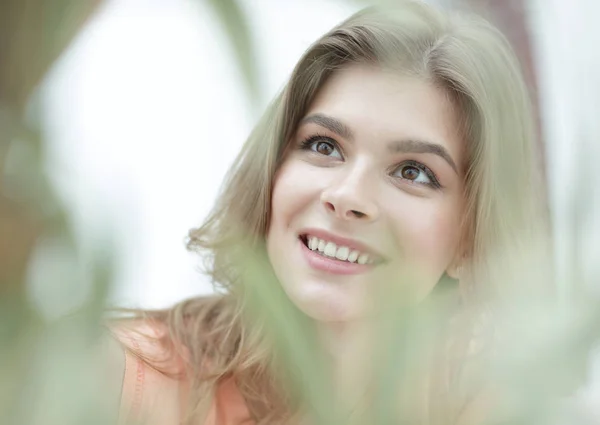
[303, 235, 373, 264]
[298, 229, 385, 275]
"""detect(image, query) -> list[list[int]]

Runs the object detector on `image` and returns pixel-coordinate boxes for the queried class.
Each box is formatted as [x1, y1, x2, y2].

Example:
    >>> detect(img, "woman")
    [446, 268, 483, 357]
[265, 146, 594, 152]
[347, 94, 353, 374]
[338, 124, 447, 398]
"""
[108, 2, 549, 424]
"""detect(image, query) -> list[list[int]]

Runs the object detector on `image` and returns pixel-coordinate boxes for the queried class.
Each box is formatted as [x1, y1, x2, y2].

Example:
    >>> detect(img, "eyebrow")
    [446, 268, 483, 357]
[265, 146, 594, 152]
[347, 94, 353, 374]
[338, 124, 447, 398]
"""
[388, 139, 459, 174]
[300, 113, 458, 174]
[300, 113, 355, 141]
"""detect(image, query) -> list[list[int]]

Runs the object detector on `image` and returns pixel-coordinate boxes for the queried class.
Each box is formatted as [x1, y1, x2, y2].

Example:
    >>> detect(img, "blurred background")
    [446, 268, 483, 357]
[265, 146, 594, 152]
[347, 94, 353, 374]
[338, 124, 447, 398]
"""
[2, 0, 600, 423]
[37, 0, 362, 313]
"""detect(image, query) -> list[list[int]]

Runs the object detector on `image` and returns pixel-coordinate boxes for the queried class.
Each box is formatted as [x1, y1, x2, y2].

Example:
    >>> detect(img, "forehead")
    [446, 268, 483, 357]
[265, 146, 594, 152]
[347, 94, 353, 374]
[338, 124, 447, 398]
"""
[304, 64, 464, 163]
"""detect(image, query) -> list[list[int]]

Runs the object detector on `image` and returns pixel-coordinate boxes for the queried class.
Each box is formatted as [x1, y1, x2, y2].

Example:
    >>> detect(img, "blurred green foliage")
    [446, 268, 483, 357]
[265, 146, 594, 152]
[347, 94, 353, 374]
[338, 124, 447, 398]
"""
[0, 2, 112, 423]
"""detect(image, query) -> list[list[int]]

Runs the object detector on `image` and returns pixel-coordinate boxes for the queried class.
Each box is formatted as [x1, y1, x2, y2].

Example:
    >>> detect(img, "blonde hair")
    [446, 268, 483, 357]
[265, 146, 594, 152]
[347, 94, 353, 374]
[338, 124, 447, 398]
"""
[137, 2, 548, 424]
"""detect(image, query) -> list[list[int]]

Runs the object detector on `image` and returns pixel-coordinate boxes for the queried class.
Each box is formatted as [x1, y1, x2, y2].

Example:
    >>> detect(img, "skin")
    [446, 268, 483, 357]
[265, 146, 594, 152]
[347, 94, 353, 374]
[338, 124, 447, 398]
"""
[267, 64, 466, 325]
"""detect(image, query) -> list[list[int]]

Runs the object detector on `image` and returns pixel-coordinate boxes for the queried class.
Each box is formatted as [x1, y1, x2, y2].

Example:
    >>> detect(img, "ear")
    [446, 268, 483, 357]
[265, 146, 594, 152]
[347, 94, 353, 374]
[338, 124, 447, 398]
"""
[447, 231, 472, 280]
[445, 205, 476, 281]
[446, 250, 467, 280]
[446, 262, 462, 280]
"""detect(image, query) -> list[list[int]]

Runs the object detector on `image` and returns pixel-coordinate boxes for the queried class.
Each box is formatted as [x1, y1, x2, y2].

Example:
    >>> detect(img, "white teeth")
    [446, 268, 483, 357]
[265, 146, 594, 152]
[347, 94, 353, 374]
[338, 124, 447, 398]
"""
[324, 242, 337, 257]
[335, 246, 349, 261]
[347, 250, 360, 263]
[304, 236, 375, 265]
[317, 239, 326, 252]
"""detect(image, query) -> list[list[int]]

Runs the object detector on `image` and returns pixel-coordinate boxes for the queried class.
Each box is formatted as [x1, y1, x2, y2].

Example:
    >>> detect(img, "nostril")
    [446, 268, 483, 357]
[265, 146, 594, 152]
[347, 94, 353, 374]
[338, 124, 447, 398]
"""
[350, 210, 365, 218]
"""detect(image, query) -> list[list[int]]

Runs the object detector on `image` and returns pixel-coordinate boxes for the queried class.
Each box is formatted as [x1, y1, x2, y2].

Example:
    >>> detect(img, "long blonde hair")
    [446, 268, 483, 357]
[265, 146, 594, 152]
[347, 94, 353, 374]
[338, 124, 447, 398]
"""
[137, 2, 548, 424]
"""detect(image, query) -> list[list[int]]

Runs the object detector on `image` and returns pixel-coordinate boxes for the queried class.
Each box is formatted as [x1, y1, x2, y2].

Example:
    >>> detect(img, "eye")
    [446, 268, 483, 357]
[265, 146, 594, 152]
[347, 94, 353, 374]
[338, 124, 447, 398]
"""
[398, 164, 429, 183]
[300, 135, 343, 159]
[393, 160, 441, 188]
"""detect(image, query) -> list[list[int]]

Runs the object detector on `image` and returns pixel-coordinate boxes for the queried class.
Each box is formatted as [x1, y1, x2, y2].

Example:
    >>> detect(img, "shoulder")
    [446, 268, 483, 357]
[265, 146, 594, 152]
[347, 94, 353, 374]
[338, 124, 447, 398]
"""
[109, 319, 189, 374]
[106, 319, 190, 425]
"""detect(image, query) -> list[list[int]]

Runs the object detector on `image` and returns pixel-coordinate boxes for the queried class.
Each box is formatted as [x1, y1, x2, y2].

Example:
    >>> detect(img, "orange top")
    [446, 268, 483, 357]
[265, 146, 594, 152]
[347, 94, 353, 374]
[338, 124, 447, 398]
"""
[111, 321, 254, 425]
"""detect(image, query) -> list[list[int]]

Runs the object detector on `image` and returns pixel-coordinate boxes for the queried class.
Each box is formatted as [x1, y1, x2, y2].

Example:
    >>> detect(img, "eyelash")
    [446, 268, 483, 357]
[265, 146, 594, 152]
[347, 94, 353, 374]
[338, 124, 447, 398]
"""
[298, 135, 442, 189]
[393, 160, 442, 189]
[299, 134, 340, 153]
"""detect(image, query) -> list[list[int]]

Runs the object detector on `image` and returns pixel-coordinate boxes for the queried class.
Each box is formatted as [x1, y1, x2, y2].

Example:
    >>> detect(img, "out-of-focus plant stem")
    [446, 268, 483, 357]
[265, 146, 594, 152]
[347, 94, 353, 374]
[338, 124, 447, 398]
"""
[0, 1, 105, 424]
[205, 0, 261, 106]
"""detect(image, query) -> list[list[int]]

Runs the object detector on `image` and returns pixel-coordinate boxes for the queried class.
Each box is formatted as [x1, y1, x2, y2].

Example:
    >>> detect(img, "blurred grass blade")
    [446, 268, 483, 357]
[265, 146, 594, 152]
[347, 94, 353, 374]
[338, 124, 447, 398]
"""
[239, 242, 341, 425]
[370, 273, 454, 425]
[205, 0, 260, 105]
[0, 0, 102, 111]
[1, 1, 117, 425]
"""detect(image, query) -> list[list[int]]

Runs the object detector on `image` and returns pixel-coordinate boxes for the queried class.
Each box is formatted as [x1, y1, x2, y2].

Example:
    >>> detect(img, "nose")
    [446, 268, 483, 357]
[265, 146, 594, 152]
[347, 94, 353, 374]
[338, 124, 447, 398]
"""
[320, 165, 379, 222]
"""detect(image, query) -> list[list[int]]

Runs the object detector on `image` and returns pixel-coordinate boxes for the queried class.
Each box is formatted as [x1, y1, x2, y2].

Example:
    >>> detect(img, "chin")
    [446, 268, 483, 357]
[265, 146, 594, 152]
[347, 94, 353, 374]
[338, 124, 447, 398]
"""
[298, 303, 360, 323]
[266, 230, 370, 323]
[282, 278, 367, 323]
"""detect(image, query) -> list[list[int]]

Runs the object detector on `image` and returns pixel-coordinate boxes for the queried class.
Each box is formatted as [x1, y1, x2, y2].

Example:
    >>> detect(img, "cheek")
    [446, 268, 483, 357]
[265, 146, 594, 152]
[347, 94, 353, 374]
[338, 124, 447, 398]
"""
[268, 159, 320, 236]
[386, 196, 462, 270]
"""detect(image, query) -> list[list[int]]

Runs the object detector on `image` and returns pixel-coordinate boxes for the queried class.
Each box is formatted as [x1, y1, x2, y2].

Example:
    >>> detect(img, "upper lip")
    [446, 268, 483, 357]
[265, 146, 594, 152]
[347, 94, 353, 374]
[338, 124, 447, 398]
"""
[299, 227, 386, 262]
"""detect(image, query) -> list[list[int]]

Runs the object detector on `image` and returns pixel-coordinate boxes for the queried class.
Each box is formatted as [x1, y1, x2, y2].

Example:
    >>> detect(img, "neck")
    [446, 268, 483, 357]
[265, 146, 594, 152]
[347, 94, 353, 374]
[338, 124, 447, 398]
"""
[316, 319, 373, 419]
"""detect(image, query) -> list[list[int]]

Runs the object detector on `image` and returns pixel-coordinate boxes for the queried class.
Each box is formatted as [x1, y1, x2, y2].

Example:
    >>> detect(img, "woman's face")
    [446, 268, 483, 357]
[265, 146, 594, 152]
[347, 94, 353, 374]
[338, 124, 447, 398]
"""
[267, 64, 466, 323]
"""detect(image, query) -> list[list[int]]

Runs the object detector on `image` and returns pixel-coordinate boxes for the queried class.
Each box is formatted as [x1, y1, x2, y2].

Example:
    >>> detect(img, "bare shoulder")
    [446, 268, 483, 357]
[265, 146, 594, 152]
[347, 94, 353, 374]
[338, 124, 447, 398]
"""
[104, 319, 189, 425]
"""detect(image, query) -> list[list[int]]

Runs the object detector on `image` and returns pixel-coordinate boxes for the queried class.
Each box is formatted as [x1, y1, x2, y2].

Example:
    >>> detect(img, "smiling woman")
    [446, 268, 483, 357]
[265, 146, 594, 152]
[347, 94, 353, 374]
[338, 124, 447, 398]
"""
[105, 2, 549, 425]
[268, 66, 466, 322]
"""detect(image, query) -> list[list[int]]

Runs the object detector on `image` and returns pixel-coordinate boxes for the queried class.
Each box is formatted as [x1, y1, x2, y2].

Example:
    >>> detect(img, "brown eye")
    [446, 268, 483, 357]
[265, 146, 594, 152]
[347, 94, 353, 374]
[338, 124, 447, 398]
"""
[392, 161, 440, 188]
[316, 141, 334, 155]
[301, 137, 342, 159]
[401, 165, 420, 180]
